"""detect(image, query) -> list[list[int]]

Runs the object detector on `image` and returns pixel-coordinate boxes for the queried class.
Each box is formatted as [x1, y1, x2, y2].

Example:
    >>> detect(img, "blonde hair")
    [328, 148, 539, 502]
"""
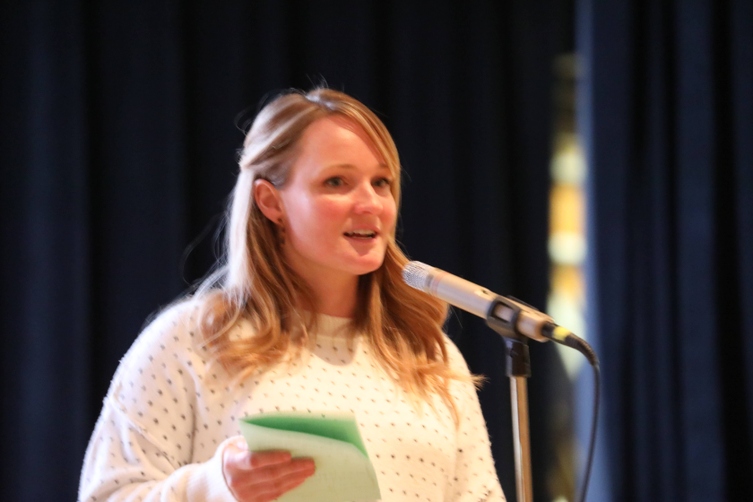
[196, 88, 470, 420]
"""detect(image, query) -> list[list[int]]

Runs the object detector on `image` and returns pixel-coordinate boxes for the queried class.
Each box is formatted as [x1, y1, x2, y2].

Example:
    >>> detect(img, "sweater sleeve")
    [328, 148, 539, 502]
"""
[78, 302, 237, 501]
[444, 339, 507, 502]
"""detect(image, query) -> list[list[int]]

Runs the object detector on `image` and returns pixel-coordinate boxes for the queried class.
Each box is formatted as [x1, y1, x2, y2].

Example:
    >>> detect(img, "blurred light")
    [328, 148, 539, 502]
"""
[551, 135, 585, 185]
[549, 232, 586, 265]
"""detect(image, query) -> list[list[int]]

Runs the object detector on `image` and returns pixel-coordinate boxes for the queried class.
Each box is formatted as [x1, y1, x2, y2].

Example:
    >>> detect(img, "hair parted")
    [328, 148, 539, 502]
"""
[194, 87, 472, 421]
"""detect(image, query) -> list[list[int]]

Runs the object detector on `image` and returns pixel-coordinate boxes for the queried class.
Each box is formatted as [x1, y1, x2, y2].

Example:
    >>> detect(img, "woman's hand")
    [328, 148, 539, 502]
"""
[222, 439, 316, 502]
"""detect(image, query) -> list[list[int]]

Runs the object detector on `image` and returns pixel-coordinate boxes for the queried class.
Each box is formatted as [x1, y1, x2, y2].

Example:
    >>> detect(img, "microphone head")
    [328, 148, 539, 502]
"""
[402, 261, 435, 292]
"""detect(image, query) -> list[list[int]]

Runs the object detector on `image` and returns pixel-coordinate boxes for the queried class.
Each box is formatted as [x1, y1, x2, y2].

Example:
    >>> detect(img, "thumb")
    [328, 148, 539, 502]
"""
[222, 436, 250, 464]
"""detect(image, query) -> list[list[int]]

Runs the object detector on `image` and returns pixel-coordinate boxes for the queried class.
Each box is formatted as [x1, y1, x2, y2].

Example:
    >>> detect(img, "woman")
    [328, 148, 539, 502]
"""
[79, 88, 505, 501]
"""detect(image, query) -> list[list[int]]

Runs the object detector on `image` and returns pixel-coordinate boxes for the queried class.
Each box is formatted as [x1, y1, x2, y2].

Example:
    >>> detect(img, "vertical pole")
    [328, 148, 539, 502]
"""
[510, 376, 533, 502]
[505, 337, 532, 502]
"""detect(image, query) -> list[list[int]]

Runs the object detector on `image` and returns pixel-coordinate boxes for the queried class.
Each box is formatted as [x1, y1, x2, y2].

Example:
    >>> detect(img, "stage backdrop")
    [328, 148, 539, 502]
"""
[578, 0, 753, 500]
[0, 1, 572, 501]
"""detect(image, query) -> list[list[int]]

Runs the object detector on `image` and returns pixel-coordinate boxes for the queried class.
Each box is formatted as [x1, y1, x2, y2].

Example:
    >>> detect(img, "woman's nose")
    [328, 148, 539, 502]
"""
[353, 183, 383, 213]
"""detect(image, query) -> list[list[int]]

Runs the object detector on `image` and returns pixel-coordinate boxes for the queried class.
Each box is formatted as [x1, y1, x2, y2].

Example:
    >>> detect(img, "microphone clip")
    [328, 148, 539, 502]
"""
[484, 296, 553, 343]
[484, 296, 532, 378]
[484, 296, 523, 340]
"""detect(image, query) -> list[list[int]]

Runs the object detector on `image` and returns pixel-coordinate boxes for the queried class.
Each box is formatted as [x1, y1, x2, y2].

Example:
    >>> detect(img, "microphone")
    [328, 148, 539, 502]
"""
[402, 260, 578, 346]
[403, 261, 601, 502]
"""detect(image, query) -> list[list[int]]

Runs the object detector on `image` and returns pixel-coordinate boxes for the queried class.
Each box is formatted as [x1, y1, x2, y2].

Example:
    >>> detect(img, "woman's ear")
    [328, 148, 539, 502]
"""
[253, 179, 284, 223]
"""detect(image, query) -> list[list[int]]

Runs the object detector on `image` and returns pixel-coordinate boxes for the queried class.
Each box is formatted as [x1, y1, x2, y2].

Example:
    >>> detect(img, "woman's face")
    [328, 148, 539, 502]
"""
[274, 115, 397, 288]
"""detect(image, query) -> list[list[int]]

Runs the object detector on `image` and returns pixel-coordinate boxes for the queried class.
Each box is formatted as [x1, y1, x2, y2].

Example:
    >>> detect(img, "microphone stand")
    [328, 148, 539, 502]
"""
[486, 299, 534, 502]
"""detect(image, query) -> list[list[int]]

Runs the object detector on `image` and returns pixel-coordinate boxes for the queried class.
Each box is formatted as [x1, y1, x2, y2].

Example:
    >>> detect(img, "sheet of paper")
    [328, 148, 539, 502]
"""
[238, 411, 381, 502]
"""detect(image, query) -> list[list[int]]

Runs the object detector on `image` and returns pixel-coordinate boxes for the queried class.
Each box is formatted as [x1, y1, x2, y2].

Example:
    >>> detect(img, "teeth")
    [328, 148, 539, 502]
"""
[346, 230, 376, 237]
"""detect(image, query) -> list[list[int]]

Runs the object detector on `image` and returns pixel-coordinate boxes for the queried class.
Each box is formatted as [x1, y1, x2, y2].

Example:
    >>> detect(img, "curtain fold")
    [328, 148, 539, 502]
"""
[578, 0, 753, 499]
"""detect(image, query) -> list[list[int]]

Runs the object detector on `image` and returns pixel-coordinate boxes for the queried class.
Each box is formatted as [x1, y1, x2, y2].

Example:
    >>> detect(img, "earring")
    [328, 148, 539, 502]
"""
[277, 218, 286, 246]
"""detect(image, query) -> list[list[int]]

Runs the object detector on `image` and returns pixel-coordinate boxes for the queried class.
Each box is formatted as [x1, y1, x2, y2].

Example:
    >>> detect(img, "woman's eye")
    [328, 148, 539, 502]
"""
[373, 177, 392, 188]
[324, 177, 344, 188]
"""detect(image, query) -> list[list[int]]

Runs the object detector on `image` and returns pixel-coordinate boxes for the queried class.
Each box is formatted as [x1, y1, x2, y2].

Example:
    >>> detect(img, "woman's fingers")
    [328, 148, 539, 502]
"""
[241, 448, 294, 469]
[223, 441, 316, 502]
[244, 458, 316, 500]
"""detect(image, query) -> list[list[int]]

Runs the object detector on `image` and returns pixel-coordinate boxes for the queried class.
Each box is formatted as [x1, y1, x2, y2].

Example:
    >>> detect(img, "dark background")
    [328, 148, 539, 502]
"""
[1, 1, 751, 501]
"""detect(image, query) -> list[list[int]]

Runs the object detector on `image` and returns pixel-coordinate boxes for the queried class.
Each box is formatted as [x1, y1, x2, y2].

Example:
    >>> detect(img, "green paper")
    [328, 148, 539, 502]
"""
[238, 411, 381, 502]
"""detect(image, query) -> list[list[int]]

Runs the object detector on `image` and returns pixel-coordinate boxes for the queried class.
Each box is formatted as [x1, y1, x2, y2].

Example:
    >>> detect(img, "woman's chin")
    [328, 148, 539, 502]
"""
[348, 257, 385, 277]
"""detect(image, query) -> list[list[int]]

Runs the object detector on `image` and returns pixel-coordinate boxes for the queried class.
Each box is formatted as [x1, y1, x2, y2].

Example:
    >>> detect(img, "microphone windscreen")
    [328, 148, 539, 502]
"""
[401, 261, 434, 291]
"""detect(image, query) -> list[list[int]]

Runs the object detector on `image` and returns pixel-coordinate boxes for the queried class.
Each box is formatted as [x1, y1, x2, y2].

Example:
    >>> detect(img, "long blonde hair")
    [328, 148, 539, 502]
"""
[197, 88, 469, 419]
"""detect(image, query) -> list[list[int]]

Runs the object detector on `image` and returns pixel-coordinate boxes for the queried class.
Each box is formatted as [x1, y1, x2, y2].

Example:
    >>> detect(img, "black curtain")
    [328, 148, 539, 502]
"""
[578, 0, 753, 500]
[0, 1, 569, 501]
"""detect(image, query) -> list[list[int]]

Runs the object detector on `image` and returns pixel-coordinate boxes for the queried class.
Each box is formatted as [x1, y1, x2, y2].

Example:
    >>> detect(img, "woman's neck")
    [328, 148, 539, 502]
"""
[307, 274, 359, 318]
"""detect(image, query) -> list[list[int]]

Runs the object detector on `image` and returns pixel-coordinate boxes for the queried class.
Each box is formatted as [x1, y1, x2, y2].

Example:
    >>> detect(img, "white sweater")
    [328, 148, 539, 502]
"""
[79, 300, 505, 501]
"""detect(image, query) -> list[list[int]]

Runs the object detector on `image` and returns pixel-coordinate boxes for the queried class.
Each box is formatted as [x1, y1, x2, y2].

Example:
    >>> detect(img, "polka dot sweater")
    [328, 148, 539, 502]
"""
[79, 300, 505, 501]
